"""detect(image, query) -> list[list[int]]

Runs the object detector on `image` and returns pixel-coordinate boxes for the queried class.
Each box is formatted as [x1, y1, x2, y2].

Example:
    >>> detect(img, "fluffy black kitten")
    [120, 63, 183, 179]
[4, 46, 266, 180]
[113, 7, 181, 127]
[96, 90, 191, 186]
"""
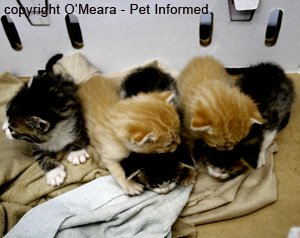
[120, 65, 177, 98]
[121, 144, 196, 194]
[2, 55, 89, 186]
[236, 62, 295, 168]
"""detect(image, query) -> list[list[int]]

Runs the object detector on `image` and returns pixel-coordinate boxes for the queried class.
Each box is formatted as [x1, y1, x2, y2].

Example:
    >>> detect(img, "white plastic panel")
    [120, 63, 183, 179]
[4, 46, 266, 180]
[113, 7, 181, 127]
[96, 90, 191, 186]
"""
[0, 0, 300, 76]
[233, 0, 260, 10]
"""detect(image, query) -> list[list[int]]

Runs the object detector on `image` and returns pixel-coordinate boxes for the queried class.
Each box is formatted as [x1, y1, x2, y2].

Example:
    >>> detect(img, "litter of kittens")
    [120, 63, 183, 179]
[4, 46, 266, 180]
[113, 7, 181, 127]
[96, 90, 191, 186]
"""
[0, 0, 300, 238]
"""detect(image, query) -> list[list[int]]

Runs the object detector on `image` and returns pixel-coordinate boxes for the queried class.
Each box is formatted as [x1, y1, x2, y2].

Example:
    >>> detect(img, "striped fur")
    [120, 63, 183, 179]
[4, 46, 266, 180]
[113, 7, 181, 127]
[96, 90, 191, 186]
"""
[177, 56, 263, 151]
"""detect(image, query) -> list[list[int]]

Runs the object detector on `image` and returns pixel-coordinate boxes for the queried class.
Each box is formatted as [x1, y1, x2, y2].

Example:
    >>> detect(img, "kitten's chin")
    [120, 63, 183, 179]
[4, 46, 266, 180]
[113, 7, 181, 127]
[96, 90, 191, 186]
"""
[207, 166, 229, 180]
[4, 129, 14, 140]
[2, 121, 14, 140]
[151, 182, 177, 194]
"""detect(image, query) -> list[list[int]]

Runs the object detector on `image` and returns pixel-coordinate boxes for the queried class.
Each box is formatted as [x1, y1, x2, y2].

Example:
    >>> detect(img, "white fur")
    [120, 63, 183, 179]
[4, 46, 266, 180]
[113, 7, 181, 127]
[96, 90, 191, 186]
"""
[257, 130, 277, 168]
[67, 149, 89, 165]
[46, 165, 66, 186]
[250, 117, 263, 125]
[207, 166, 229, 180]
[37, 118, 77, 152]
[2, 119, 14, 140]
[152, 182, 176, 194]
[27, 77, 33, 88]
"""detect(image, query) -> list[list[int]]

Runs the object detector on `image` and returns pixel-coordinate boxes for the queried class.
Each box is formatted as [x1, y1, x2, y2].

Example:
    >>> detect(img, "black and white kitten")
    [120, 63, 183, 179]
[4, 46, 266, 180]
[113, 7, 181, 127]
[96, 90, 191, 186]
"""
[121, 144, 196, 194]
[2, 55, 90, 186]
[236, 62, 295, 168]
[194, 124, 263, 180]
[120, 65, 177, 98]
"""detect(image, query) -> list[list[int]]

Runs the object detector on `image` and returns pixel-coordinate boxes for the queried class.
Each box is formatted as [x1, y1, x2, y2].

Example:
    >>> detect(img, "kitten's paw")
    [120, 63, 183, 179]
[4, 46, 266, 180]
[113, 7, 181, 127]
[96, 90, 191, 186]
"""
[257, 152, 266, 169]
[122, 180, 144, 196]
[180, 169, 197, 186]
[67, 149, 90, 165]
[46, 165, 66, 186]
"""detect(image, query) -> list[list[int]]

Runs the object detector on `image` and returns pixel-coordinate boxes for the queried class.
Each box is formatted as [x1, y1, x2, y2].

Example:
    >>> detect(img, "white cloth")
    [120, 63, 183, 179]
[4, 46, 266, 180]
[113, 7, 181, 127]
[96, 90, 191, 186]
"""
[5, 176, 193, 238]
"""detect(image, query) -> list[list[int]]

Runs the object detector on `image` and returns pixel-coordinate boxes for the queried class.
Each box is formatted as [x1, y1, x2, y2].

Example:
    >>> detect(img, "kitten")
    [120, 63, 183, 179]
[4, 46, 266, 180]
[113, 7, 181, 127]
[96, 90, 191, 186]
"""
[121, 144, 197, 194]
[2, 57, 89, 186]
[78, 75, 181, 195]
[120, 65, 176, 98]
[194, 124, 263, 180]
[176, 56, 263, 151]
[196, 62, 295, 179]
[236, 62, 295, 168]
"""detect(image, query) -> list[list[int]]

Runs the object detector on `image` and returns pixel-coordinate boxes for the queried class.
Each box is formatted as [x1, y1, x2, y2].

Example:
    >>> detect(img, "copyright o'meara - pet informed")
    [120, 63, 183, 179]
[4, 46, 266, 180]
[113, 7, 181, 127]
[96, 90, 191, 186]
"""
[3, 3, 209, 17]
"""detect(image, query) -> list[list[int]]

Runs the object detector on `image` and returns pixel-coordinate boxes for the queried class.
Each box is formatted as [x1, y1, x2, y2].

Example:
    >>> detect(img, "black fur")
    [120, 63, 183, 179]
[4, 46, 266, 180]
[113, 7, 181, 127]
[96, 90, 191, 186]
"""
[5, 55, 89, 177]
[121, 144, 194, 190]
[120, 66, 177, 98]
[195, 62, 295, 179]
[193, 124, 264, 180]
[237, 62, 295, 131]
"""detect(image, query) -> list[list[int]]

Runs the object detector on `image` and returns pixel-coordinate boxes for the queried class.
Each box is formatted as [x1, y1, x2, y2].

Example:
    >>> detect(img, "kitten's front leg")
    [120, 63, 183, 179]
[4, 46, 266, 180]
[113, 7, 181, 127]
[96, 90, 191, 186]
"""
[34, 150, 66, 186]
[105, 160, 144, 196]
[179, 163, 198, 186]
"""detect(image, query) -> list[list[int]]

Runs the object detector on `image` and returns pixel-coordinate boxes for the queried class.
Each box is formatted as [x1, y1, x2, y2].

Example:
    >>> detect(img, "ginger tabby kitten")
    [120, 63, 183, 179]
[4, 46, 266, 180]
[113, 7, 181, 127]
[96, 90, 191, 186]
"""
[176, 56, 263, 151]
[78, 75, 181, 195]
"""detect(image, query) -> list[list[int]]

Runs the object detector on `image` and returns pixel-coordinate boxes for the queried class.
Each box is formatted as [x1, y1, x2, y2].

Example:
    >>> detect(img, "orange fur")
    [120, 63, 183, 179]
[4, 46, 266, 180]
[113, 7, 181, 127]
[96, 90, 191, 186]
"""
[78, 75, 181, 195]
[177, 56, 263, 150]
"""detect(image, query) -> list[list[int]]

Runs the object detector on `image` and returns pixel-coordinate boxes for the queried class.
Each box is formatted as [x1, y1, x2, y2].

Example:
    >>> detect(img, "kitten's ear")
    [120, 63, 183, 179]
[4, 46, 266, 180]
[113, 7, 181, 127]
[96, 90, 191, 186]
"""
[127, 124, 158, 145]
[250, 110, 264, 125]
[30, 116, 50, 133]
[131, 131, 158, 145]
[127, 169, 143, 180]
[191, 116, 213, 134]
[156, 91, 176, 104]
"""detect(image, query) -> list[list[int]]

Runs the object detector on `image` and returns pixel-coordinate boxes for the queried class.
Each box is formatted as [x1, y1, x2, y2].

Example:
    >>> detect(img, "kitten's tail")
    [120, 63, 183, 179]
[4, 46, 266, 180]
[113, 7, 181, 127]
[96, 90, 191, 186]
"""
[46, 54, 63, 72]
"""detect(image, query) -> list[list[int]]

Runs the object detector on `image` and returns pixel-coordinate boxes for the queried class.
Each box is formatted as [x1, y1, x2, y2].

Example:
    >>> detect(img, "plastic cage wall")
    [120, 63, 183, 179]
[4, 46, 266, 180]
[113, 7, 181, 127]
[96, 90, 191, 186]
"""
[0, 0, 300, 76]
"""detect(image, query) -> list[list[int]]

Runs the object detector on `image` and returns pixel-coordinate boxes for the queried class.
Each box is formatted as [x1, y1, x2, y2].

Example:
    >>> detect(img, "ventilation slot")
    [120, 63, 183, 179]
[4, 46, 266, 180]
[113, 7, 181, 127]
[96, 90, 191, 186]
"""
[65, 14, 84, 49]
[1, 15, 22, 51]
[265, 9, 283, 47]
[199, 12, 213, 46]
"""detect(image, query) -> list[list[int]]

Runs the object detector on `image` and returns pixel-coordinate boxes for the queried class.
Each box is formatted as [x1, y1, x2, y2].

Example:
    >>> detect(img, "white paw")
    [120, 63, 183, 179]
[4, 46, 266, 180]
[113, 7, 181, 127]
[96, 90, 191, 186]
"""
[46, 165, 66, 186]
[257, 152, 266, 168]
[67, 149, 89, 165]
[122, 179, 144, 196]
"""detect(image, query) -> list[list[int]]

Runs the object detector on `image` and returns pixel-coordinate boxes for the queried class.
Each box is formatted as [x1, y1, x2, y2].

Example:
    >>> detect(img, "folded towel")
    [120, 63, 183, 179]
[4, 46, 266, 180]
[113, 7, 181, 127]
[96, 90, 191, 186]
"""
[5, 176, 193, 238]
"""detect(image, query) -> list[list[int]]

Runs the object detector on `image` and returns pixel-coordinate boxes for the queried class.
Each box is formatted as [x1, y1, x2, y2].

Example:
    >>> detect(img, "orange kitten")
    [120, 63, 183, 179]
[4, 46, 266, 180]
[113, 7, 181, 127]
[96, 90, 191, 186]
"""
[176, 56, 263, 150]
[78, 75, 181, 195]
